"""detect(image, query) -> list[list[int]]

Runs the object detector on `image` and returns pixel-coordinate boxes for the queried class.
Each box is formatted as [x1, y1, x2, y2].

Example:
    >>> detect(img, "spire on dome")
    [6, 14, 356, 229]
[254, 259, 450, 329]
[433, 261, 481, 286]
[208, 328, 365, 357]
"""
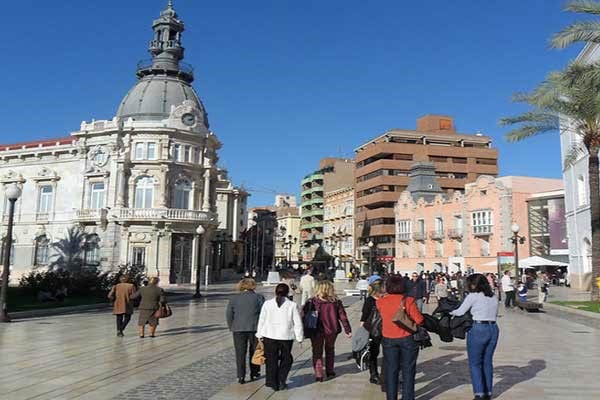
[135, 0, 193, 82]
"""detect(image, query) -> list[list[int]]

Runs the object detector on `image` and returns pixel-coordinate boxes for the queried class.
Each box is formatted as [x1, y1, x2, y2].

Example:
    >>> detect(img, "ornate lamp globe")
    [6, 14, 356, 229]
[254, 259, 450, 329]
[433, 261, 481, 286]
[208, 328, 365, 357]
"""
[5, 183, 22, 201]
[511, 223, 520, 234]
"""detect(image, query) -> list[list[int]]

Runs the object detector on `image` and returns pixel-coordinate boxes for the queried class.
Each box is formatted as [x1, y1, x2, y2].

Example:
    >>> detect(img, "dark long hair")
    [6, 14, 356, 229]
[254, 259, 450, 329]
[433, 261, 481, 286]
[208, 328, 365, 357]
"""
[467, 273, 494, 297]
[275, 283, 289, 307]
[385, 275, 406, 295]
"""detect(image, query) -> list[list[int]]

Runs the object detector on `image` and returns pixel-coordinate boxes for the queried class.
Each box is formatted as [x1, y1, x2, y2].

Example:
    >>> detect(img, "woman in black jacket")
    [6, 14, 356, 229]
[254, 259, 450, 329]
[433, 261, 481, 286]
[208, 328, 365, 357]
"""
[226, 278, 265, 384]
[360, 278, 384, 384]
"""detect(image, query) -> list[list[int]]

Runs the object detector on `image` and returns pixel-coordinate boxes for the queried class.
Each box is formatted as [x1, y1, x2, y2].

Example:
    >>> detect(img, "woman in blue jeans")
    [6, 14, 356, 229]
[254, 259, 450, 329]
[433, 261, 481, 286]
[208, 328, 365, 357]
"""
[451, 273, 499, 400]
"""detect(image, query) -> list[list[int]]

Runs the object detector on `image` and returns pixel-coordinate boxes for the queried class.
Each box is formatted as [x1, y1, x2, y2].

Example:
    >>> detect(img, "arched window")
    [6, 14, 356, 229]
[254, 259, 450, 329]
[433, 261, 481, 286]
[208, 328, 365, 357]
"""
[174, 179, 192, 209]
[134, 176, 155, 209]
[582, 238, 592, 273]
[35, 235, 50, 266]
[577, 175, 587, 207]
[84, 234, 101, 266]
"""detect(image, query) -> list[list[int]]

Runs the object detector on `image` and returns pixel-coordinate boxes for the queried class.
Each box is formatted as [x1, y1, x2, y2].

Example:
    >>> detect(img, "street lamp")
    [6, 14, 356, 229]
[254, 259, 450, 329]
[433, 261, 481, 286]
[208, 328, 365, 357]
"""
[368, 239, 374, 276]
[193, 225, 205, 299]
[281, 234, 297, 269]
[511, 223, 526, 281]
[1, 183, 22, 322]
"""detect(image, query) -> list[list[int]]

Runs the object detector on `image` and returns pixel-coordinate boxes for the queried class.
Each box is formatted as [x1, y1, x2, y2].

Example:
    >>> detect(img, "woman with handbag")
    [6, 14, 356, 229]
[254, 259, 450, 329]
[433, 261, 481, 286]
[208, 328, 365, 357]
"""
[304, 281, 352, 382]
[107, 274, 136, 337]
[132, 276, 166, 338]
[226, 278, 265, 384]
[376, 275, 424, 400]
[450, 273, 499, 400]
[360, 277, 384, 384]
[256, 284, 303, 391]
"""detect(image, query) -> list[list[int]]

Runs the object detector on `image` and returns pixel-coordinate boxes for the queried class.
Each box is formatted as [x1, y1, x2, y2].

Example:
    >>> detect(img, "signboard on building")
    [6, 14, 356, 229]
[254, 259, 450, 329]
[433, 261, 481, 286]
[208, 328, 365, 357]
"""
[548, 198, 568, 255]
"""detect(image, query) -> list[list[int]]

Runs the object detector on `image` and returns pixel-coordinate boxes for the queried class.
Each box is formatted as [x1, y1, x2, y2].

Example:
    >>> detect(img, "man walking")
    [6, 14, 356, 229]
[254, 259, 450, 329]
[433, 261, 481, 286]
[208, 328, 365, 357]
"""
[406, 272, 427, 312]
[501, 270, 515, 308]
[299, 268, 315, 306]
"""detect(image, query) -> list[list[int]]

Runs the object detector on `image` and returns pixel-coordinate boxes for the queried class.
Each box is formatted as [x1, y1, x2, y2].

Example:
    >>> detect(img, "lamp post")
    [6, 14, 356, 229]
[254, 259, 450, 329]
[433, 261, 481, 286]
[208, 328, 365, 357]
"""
[511, 223, 526, 281]
[368, 239, 374, 276]
[193, 225, 205, 298]
[282, 235, 297, 269]
[1, 183, 22, 322]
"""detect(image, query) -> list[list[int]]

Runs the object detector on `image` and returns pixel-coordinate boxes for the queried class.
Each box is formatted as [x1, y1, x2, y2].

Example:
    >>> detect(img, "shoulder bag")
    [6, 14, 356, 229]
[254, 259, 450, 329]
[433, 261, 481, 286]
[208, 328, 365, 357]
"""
[154, 303, 173, 319]
[303, 299, 319, 338]
[391, 297, 418, 334]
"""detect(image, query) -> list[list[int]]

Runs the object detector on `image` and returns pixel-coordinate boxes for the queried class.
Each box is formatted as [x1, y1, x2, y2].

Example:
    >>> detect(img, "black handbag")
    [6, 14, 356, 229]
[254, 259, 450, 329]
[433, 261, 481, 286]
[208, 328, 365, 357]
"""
[303, 299, 319, 338]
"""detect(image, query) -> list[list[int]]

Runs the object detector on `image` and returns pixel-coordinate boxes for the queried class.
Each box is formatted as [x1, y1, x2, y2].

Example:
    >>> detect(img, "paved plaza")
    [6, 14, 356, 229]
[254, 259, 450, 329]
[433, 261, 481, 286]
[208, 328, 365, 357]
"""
[0, 283, 599, 400]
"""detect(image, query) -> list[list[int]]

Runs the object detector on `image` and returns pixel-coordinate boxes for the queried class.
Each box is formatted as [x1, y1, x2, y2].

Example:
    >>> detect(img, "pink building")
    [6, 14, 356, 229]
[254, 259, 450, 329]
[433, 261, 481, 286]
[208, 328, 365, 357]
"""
[394, 176, 563, 274]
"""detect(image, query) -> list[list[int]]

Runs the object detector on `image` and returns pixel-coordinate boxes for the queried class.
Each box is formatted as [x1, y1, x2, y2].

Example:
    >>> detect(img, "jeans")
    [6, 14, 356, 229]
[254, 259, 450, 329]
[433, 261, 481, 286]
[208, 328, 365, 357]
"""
[233, 332, 260, 380]
[263, 338, 294, 390]
[116, 314, 131, 332]
[382, 336, 419, 400]
[311, 332, 337, 378]
[504, 290, 515, 308]
[415, 298, 424, 312]
[467, 323, 499, 397]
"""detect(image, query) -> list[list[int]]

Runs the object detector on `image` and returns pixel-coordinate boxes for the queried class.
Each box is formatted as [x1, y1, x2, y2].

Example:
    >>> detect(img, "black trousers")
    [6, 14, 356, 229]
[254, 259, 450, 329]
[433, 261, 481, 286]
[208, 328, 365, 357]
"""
[116, 314, 131, 332]
[233, 332, 260, 379]
[263, 338, 294, 390]
[369, 336, 382, 377]
[504, 290, 516, 308]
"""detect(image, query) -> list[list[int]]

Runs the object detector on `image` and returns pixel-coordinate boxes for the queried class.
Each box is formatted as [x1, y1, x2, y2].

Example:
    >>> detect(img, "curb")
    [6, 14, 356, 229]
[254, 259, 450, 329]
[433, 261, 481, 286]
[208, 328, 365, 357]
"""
[544, 302, 600, 320]
[9, 292, 195, 320]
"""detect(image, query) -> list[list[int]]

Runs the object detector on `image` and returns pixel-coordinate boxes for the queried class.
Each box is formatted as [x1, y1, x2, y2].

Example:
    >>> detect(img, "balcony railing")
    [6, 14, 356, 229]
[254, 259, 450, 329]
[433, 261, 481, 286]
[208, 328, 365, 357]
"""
[412, 231, 426, 241]
[397, 233, 411, 242]
[36, 212, 49, 222]
[473, 225, 493, 236]
[75, 208, 105, 220]
[430, 230, 445, 240]
[117, 208, 212, 222]
[447, 228, 464, 239]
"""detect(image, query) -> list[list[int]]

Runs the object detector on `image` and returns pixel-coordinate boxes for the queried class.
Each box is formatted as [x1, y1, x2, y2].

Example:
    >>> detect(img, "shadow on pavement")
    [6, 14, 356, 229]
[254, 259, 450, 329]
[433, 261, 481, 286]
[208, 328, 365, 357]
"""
[160, 324, 224, 336]
[414, 354, 546, 400]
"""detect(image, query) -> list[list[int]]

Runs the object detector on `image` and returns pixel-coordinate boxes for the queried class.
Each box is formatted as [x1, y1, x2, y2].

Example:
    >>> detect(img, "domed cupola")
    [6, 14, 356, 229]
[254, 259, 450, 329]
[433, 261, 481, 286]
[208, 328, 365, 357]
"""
[116, 0, 209, 128]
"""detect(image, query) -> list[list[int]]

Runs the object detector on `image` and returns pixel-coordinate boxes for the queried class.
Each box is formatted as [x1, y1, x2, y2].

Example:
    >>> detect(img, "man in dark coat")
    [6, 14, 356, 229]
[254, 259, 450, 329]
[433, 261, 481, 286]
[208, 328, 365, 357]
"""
[406, 272, 427, 311]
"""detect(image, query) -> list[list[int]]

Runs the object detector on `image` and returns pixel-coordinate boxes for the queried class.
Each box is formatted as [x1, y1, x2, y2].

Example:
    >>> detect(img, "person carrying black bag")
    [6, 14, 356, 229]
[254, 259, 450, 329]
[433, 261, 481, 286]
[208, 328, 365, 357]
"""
[360, 277, 384, 384]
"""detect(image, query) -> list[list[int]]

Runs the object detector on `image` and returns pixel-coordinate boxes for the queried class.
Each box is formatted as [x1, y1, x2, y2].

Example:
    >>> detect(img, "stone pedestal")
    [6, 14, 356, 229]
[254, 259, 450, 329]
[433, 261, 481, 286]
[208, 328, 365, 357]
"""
[266, 271, 281, 285]
[334, 269, 348, 282]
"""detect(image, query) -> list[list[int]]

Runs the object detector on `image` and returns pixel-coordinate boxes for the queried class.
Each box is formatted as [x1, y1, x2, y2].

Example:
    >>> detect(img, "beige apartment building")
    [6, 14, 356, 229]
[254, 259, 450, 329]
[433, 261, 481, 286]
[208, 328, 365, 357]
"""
[355, 115, 499, 262]
[323, 186, 354, 272]
[300, 158, 353, 258]
[275, 207, 302, 266]
[394, 175, 563, 274]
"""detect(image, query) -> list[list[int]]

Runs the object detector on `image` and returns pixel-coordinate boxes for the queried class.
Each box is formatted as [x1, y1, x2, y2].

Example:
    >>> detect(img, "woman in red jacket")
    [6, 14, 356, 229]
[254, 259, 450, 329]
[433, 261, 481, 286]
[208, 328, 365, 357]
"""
[305, 280, 352, 382]
[377, 275, 424, 400]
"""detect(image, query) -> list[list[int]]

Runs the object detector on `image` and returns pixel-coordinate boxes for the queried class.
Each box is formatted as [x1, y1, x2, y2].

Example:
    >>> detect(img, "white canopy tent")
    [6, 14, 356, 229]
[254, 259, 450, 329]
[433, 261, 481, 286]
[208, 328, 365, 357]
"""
[517, 256, 569, 270]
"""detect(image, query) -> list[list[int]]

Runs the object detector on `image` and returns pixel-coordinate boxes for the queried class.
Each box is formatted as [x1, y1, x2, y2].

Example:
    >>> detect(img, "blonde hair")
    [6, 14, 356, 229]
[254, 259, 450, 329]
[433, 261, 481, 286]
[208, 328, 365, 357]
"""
[368, 280, 383, 297]
[238, 278, 257, 291]
[149, 276, 160, 285]
[315, 281, 338, 302]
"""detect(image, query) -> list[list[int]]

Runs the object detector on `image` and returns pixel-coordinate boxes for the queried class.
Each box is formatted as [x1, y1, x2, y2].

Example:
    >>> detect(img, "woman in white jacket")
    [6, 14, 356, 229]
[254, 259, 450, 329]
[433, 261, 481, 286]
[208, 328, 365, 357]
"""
[256, 283, 304, 391]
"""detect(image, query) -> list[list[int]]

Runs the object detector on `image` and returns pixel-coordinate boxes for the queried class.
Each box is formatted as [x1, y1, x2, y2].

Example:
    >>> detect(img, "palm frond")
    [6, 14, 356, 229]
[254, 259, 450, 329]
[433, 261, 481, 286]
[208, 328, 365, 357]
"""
[564, 0, 600, 15]
[551, 20, 600, 48]
[563, 143, 588, 170]
[504, 123, 558, 143]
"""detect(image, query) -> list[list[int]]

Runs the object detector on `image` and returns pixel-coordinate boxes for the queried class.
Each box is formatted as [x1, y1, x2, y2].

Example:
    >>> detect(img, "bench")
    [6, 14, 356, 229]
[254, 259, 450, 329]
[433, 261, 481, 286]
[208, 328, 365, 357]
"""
[516, 299, 543, 312]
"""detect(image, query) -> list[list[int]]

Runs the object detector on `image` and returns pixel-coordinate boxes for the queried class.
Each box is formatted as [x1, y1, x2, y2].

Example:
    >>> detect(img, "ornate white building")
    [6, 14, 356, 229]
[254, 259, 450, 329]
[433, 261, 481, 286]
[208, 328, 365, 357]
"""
[0, 2, 243, 284]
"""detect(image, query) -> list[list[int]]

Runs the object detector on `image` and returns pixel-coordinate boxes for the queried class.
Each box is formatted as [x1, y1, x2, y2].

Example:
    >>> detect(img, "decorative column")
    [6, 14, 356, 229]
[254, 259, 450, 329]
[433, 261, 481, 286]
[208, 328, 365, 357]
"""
[232, 194, 239, 241]
[202, 169, 211, 211]
[116, 165, 126, 207]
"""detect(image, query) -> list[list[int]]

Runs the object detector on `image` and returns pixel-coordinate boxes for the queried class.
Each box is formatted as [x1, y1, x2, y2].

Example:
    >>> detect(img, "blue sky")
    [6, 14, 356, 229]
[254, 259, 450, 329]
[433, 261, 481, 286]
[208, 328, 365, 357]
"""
[0, 0, 583, 206]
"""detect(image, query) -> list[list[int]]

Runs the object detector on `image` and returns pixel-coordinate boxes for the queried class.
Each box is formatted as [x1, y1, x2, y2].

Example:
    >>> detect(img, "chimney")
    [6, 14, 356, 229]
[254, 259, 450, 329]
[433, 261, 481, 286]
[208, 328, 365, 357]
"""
[416, 115, 456, 134]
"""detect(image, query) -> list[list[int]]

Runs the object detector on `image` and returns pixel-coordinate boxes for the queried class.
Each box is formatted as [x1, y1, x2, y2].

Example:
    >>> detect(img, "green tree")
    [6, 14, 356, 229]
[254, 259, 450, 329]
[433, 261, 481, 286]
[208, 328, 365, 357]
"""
[500, 62, 600, 300]
[48, 226, 92, 274]
[551, 0, 600, 49]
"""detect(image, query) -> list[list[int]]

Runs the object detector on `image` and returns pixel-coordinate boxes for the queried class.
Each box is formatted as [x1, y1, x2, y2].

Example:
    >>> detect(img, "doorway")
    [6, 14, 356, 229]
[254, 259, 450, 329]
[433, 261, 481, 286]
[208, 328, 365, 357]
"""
[170, 234, 193, 284]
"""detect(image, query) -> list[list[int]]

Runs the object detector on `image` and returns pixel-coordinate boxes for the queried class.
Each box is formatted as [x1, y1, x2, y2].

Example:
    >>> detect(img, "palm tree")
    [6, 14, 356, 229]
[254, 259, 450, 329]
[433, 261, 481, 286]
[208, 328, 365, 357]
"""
[552, 1, 600, 49]
[500, 62, 600, 301]
[48, 226, 90, 274]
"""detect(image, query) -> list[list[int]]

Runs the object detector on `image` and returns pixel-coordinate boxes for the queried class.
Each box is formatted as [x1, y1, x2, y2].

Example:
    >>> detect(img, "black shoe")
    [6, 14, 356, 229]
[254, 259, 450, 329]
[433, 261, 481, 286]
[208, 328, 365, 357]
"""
[279, 383, 288, 390]
[238, 378, 245, 384]
[315, 377, 323, 382]
[117, 331, 124, 337]
[473, 396, 485, 400]
[326, 372, 336, 379]
[369, 375, 380, 384]
[250, 373, 260, 381]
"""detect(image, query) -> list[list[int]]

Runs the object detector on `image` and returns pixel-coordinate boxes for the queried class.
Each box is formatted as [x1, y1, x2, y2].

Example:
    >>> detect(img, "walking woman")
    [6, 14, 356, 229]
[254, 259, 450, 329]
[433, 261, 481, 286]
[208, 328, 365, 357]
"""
[305, 280, 352, 382]
[226, 278, 265, 384]
[256, 284, 303, 391]
[107, 275, 136, 337]
[450, 274, 499, 400]
[132, 277, 166, 338]
[377, 275, 424, 400]
[360, 278, 384, 384]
